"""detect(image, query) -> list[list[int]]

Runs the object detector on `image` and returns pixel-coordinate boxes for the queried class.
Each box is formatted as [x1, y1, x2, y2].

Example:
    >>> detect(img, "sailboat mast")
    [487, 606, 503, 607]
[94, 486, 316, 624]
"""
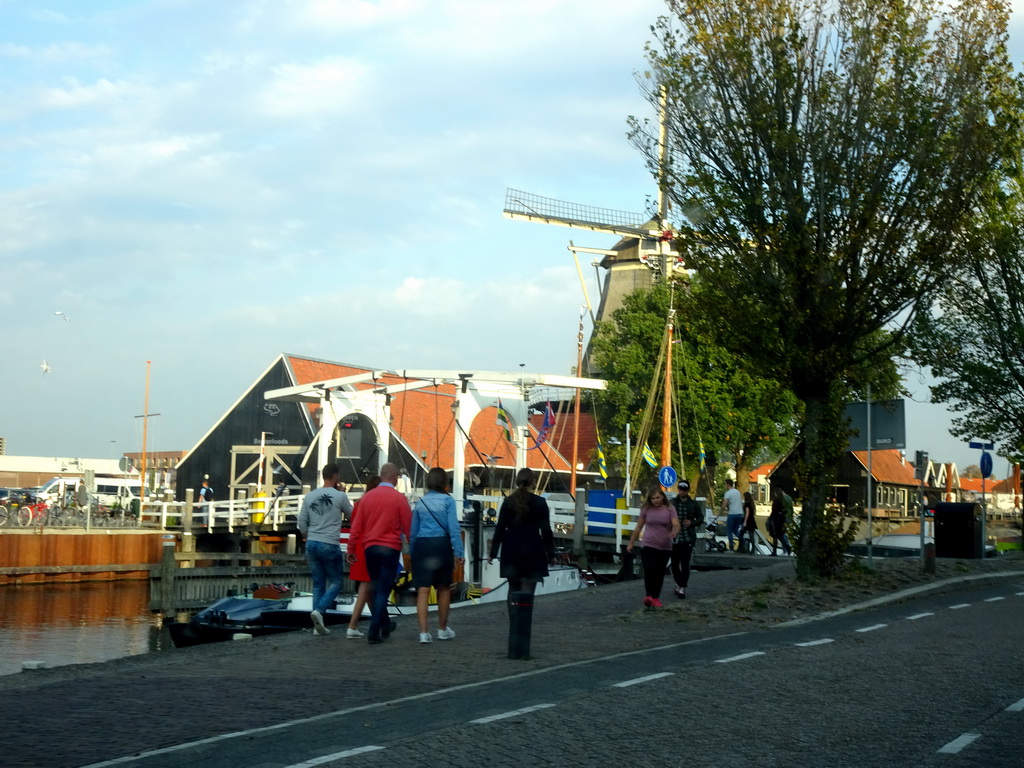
[570, 307, 583, 495]
[661, 317, 673, 468]
[141, 360, 150, 505]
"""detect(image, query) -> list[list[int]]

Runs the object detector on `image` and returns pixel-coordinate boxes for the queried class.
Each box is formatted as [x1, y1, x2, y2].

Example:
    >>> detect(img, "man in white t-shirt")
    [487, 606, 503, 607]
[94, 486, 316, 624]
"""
[720, 478, 744, 552]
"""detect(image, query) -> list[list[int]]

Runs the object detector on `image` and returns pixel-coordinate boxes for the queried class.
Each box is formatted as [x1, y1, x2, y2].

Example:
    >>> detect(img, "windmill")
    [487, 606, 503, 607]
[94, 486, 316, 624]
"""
[502, 91, 684, 334]
[503, 188, 684, 331]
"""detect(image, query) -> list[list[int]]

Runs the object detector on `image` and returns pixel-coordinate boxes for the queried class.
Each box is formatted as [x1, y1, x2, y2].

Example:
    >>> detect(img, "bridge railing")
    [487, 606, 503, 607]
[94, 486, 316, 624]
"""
[136, 490, 648, 548]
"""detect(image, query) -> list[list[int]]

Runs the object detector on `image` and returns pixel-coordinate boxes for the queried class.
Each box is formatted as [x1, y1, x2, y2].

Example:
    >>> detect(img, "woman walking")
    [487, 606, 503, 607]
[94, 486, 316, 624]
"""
[488, 468, 555, 658]
[410, 468, 465, 644]
[344, 475, 380, 639]
[488, 468, 556, 603]
[769, 488, 792, 556]
[627, 485, 681, 608]
[738, 490, 758, 554]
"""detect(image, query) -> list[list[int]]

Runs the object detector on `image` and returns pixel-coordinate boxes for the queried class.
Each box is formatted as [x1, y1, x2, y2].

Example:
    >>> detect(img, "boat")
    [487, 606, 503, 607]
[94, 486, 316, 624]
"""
[846, 531, 997, 559]
[167, 563, 587, 647]
[847, 533, 935, 559]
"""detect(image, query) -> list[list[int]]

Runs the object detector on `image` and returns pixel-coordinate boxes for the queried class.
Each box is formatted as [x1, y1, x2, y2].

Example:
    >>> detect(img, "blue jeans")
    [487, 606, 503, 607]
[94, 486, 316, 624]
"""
[305, 540, 345, 613]
[726, 513, 744, 549]
[364, 545, 400, 639]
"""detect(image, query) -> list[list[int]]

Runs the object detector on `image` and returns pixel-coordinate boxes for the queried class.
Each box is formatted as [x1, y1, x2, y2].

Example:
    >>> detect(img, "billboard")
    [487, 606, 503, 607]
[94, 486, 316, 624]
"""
[845, 399, 906, 451]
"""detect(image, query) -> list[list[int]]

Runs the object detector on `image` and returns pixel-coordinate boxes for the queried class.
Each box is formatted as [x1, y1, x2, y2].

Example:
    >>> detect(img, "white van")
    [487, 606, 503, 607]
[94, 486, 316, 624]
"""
[37, 476, 141, 508]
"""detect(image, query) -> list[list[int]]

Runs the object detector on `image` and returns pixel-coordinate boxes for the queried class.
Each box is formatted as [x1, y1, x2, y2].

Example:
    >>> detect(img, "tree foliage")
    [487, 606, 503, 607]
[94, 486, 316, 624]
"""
[632, 0, 1021, 578]
[911, 179, 1024, 462]
[590, 279, 798, 490]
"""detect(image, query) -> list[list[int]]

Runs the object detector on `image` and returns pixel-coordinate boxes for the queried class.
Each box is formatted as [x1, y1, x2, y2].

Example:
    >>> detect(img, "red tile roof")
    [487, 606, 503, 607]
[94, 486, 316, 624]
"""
[850, 449, 917, 485]
[958, 477, 987, 493]
[748, 463, 775, 483]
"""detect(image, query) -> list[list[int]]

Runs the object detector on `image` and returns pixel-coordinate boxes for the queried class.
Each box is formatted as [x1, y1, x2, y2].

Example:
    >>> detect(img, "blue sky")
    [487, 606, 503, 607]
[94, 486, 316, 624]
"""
[1, 0, 1019, 478]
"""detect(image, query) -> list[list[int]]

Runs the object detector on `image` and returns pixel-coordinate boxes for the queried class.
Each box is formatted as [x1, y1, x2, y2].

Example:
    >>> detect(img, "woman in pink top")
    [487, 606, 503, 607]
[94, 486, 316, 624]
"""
[626, 485, 681, 608]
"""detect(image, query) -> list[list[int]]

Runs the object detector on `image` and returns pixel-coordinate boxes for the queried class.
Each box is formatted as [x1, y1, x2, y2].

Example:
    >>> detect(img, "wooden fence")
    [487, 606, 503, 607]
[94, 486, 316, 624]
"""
[150, 546, 312, 615]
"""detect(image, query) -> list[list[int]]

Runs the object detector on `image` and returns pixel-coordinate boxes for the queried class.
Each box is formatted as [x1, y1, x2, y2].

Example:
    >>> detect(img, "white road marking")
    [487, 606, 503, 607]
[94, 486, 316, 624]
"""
[937, 732, 981, 754]
[614, 672, 674, 688]
[1006, 697, 1024, 713]
[906, 612, 934, 620]
[714, 651, 766, 664]
[984, 596, 1005, 602]
[794, 638, 834, 647]
[79, 630, 749, 768]
[281, 746, 385, 767]
[948, 603, 970, 610]
[471, 703, 556, 724]
[855, 623, 887, 633]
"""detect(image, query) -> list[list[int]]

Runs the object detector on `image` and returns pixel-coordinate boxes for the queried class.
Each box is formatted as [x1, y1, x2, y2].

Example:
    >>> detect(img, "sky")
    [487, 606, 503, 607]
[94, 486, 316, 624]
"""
[1, 0, 1021, 479]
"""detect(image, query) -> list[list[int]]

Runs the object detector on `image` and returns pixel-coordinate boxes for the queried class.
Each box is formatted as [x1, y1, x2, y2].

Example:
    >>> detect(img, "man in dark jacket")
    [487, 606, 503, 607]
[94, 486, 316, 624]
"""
[671, 480, 704, 598]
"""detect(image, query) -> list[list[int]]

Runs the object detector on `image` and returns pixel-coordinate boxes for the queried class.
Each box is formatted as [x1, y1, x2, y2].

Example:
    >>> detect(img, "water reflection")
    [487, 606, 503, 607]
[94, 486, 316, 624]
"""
[0, 581, 168, 677]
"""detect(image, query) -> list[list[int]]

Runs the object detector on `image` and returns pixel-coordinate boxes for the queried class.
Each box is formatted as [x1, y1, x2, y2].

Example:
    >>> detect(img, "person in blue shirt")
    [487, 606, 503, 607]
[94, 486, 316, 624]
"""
[410, 467, 465, 644]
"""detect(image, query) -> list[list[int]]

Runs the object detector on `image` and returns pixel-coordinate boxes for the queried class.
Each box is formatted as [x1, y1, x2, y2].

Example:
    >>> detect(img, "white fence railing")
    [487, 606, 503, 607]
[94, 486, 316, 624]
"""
[132, 491, 648, 550]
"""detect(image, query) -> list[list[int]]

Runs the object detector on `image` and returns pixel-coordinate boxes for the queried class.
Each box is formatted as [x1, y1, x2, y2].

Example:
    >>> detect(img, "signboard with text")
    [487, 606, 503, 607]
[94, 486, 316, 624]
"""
[845, 399, 906, 451]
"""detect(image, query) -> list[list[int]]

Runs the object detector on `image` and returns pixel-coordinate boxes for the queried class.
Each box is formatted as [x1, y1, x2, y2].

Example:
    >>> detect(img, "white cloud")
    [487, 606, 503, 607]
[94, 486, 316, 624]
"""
[38, 76, 142, 109]
[0, 41, 107, 60]
[259, 57, 370, 117]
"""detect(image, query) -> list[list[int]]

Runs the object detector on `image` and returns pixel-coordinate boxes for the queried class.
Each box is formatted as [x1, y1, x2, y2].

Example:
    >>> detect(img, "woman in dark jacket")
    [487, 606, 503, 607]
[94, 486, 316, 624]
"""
[769, 488, 792, 555]
[738, 490, 758, 554]
[488, 467, 556, 604]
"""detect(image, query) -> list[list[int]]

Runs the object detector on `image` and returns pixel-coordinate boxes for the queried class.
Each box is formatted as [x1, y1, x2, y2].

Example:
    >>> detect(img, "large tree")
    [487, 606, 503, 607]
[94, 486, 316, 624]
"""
[632, 0, 1021, 577]
[911, 179, 1024, 462]
[590, 279, 798, 492]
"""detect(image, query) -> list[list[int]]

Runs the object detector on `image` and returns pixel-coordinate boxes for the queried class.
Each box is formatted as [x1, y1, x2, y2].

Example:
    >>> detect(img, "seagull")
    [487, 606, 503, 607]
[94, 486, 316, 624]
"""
[40, 360, 50, 375]
[55, 311, 70, 323]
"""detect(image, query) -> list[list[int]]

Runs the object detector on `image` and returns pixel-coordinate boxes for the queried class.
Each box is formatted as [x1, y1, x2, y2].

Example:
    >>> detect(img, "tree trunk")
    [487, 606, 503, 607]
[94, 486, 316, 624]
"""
[793, 384, 846, 581]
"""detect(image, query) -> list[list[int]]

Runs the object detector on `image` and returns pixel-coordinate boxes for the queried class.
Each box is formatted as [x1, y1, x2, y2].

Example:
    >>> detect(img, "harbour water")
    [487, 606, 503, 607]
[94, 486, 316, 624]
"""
[0, 580, 170, 677]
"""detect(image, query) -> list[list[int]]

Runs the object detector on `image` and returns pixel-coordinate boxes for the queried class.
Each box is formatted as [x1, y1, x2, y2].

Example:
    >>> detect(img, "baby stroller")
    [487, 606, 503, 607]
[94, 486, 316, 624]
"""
[703, 516, 728, 553]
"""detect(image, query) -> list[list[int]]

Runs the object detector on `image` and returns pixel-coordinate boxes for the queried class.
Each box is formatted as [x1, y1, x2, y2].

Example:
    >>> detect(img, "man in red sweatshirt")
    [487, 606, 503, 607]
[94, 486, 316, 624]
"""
[347, 462, 412, 644]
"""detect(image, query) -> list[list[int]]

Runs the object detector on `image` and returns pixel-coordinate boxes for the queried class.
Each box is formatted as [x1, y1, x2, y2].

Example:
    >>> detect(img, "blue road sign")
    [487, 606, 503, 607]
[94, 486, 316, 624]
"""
[980, 451, 993, 479]
[658, 466, 678, 488]
[969, 440, 994, 450]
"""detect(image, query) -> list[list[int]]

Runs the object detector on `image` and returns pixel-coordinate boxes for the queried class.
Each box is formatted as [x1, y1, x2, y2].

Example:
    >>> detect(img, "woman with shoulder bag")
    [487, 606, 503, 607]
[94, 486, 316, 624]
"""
[410, 467, 465, 644]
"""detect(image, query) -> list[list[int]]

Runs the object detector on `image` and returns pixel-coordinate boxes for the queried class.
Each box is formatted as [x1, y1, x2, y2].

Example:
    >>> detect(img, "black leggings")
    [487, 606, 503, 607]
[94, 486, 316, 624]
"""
[640, 547, 672, 599]
[671, 541, 695, 588]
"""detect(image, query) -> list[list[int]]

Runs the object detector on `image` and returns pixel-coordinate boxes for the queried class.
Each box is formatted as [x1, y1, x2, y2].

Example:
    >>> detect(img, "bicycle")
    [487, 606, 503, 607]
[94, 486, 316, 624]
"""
[17, 499, 49, 527]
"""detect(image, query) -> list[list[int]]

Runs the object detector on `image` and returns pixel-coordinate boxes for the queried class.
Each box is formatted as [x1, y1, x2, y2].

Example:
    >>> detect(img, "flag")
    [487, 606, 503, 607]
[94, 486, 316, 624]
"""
[699, 440, 706, 471]
[496, 399, 513, 442]
[539, 401, 555, 444]
[641, 442, 658, 468]
[595, 441, 609, 479]
[527, 401, 556, 451]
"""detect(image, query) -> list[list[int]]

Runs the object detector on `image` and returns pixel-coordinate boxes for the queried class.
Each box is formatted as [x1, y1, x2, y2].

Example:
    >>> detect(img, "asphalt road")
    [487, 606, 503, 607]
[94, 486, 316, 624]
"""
[78, 577, 1024, 768]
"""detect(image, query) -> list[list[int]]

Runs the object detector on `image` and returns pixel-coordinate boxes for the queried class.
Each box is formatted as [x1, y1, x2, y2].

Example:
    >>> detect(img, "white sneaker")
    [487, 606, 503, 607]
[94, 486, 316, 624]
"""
[346, 627, 364, 639]
[437, 626, 456, 641]
[419, 632, 433, 644]
[310, 610, 330, 636]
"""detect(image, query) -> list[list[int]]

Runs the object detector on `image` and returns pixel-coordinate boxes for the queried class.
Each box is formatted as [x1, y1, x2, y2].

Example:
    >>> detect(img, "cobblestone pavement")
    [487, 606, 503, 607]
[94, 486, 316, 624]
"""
[2, 553, 1021, 768]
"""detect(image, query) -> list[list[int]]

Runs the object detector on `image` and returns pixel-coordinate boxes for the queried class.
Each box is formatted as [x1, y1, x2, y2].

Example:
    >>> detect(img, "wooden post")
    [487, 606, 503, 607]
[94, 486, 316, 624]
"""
[158, 539, 176, 617]
[184, 489, 194, 530]
[573, 488, 588, 567]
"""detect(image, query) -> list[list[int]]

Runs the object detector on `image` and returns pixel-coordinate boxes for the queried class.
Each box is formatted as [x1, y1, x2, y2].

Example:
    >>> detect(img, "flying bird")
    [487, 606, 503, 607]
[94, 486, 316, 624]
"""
[55, 311, 70, 323]
[40, 360, 51, 375]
